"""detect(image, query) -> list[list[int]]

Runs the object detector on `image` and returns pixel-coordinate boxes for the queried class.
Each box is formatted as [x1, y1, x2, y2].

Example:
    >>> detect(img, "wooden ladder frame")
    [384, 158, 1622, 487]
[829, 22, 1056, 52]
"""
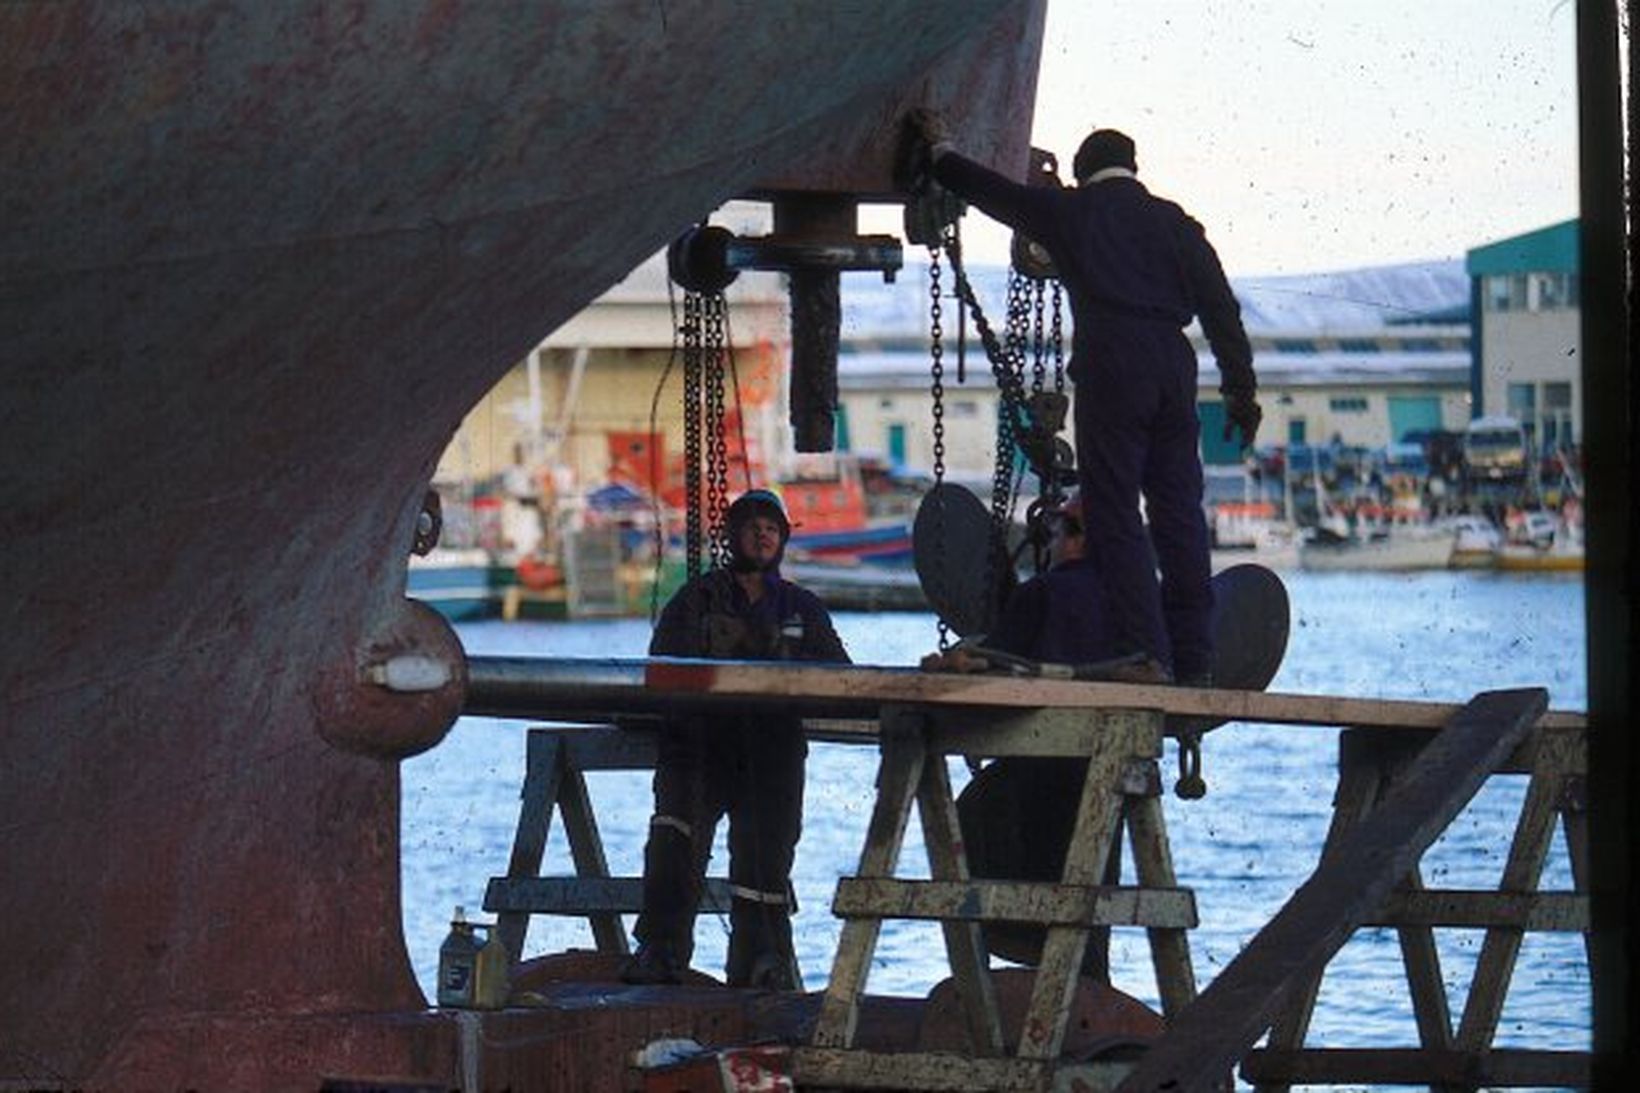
[1244, 718, 1590, 1091]
[791, 702, 1198, 1092]
[483, 725, 734, 965]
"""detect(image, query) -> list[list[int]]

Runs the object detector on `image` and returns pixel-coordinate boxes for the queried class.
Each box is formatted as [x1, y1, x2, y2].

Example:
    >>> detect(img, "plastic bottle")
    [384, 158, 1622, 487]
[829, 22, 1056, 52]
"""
[471, 925, 511, 1010]
[436, 906, 481, 1008]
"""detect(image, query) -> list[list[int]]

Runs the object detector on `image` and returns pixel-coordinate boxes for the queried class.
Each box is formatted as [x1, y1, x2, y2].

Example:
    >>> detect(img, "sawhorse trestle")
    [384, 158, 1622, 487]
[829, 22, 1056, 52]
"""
[483, 726, 735, 965]
[1245, 717, 1590, 1091]
[790, 702, 1197, 1092]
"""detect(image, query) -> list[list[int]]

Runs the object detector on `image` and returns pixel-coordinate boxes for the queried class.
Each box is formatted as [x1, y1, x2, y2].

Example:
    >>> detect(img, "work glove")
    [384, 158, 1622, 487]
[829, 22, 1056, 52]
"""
[895, 108, 953, 194]
[1222, 389, 1262, 450]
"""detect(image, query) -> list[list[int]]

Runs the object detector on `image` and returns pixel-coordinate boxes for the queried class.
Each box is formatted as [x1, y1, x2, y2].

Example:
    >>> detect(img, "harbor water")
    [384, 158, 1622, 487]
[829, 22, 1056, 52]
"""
[402, 569, 1589, 1065]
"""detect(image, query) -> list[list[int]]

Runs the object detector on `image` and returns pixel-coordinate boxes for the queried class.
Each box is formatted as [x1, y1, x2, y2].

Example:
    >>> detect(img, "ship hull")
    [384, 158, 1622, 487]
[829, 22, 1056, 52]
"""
[0, 2, 1045, 1086]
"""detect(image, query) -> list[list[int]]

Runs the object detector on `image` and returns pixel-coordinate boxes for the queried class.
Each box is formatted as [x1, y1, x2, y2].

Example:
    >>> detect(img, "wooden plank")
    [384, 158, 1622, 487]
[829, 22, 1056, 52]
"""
[1368, 889, 1589, 932]
[1393, 866, 1456, 1057]
[1498, 722, 1588, 775]
[927, 706, 1130, 759]
[1125, 790, 1197, 1020]
[505, 732, 561, 878]
[1259, 734, 1387, 1082]
[1241, 1046, 1591, 1088]
[791, 1047, 1048, 1091]
[654, 659, 1584, 730]
[554, 765, 626, 953]
[792, 1051, 1139, 1093]
[483, 875, 733, 915]
[559, 726, 662, 770]
[831, 878, 1196, 929]
[1352, 732, 1456, 1059]
[916, 749, 1005, 1057]
[1018, 711, 1143, 1062]
[491, 732, 563, 962]
[1560, 773, 1593, 972]
[811, 718, 1583, 770]
[811, 710, 927, 1050]
[1455, 725, 1578, 1052]
[1115, 688, 1548, 1093]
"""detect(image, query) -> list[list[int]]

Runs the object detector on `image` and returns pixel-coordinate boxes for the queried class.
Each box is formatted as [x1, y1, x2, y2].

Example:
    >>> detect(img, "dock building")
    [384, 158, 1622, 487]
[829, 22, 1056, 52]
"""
[437, 241, 1583, 512]
[832, 258, 1473, 474]
[1465, 219, 1582, 456]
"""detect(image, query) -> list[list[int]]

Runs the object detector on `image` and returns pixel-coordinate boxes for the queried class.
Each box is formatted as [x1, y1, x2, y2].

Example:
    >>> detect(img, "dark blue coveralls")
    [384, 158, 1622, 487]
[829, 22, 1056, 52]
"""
[634, 566, 849, 986]
[931, 154, 1255, 681]
[984, 555, 1114, 665]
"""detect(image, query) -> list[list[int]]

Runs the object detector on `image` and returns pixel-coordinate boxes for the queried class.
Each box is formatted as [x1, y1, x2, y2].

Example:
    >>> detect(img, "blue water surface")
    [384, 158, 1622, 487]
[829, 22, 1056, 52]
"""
[402, 569, 1589, 1075]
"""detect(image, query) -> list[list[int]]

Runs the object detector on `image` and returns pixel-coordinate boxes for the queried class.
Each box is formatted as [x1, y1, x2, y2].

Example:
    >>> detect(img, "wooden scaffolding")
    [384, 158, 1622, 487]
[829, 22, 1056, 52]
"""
[468, 657, 1590, 1091]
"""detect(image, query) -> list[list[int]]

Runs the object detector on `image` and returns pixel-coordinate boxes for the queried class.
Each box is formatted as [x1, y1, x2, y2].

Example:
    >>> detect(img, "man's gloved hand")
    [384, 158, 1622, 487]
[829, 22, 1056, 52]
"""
[919, 646, 990, 674]
[895, 108, 953, 194]
[1222, 389, 1262, 450]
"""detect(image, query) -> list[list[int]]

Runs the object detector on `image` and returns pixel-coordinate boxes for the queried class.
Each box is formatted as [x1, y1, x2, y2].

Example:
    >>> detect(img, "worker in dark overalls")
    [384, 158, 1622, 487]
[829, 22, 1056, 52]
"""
[910, 115, 1261, 687]
[921, 494, 1123, 979]
[981, 493, 1115, 666]
[623, 489, 850, 989]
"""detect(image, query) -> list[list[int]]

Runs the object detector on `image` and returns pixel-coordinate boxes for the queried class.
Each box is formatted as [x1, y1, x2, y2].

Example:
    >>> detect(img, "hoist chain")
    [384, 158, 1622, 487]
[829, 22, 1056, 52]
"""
[703, 291, 731, 569]
[1031, 278, 1047, 395]
[942, 227, 1029, 628]
[1051, 282, 1066, 394]
[923, 219, 1069, 641]
[946, 243, 1030, 423]
[928, 245, 950, 653]
[1005, 268, 1030, 396]
[682, 291, 705, 579]
[678, 288, 733, 575]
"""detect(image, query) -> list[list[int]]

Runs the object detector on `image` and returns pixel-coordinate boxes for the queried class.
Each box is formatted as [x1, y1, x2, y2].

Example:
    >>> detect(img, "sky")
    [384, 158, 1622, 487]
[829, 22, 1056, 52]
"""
[876, 0, 1585, 277]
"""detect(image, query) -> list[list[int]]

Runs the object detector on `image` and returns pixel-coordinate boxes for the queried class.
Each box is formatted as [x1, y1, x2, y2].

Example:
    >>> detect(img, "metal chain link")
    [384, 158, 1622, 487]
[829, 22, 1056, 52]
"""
[938, 226, 1034, 631]
[928, 247, 950, 653]
[989, 262, 1026, 612]
[682, 291, 704, 579]
[1051, 281, 1066, 395]
[1031, 279, 1047, 395]
[703, 292, 730, 569]
[1005, 267, 1028, 395]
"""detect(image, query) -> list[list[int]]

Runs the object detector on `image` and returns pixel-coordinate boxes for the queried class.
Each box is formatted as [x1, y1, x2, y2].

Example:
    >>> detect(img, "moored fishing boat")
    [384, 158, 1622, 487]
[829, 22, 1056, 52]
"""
[1495, 505, 1586, 572]
[1296, 522, 1457, 572]
[1446, 513, 1506, 568]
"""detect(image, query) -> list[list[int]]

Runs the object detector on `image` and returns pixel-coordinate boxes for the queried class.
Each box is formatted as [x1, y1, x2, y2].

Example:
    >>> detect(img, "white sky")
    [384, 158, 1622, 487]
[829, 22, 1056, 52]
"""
[886, 0, 1584, 277]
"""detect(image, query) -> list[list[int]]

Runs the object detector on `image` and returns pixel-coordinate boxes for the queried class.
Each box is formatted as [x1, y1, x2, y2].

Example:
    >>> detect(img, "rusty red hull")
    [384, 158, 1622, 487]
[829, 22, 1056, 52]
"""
[0, 2, 1044, 1087]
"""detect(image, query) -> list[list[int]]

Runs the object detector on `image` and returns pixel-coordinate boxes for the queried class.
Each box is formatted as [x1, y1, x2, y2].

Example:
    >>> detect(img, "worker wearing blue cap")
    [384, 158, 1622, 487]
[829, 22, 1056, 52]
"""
[624, 489, 849, 990]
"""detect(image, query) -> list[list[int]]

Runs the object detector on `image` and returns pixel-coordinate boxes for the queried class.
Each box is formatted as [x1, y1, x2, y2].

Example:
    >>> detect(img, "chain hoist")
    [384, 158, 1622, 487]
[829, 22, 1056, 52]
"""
[910, 155, 1070, 633]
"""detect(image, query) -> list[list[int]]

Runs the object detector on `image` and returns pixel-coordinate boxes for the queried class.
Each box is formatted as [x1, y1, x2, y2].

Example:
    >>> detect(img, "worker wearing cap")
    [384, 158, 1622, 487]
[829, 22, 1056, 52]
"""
[919, 492, 1116, 673]
[623, 489, 849, 989]
[923, 492, 1124, 980]
[905, 114, 1260, 687]
[983, 493, 1116, 665]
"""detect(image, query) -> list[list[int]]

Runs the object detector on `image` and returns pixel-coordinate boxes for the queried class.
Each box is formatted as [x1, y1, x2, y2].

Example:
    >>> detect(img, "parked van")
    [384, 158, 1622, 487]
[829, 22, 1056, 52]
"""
[1463, 415, 1528, 483]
